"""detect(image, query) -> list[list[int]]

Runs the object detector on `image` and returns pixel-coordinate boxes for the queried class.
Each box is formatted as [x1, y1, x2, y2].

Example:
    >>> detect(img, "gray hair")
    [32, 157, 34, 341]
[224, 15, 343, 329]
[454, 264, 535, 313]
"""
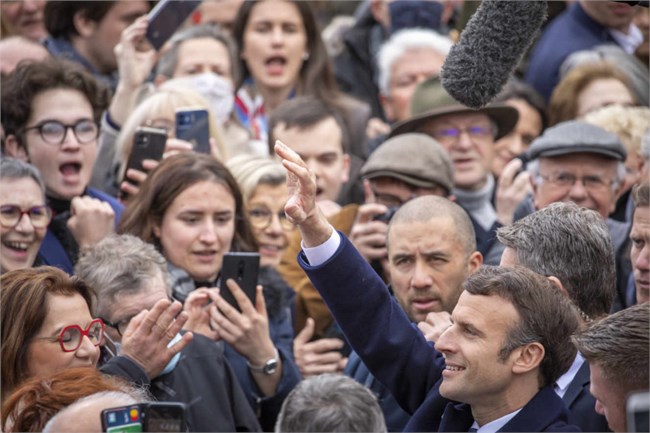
[0, 158, 46, 199]
[156, 23, 240, 83]
[377, 28, 453, 95]
[497, 202, 616, 319]
[74, 234, 172, 319]
[275, 374, 387, 433]
[527, 158, 627, 192]
[43, 391, 142, 433]
[226, 154, 286, 201]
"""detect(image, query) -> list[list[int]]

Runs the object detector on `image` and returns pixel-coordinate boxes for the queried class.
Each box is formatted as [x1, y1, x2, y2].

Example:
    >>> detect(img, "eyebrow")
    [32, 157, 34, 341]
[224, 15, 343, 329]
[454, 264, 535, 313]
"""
[454, 318, 485, 338]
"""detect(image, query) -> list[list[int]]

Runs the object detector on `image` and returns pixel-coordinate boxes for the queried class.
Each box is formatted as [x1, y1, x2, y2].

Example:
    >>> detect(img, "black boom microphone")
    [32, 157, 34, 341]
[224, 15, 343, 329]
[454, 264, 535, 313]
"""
[440, 0, 548, 109]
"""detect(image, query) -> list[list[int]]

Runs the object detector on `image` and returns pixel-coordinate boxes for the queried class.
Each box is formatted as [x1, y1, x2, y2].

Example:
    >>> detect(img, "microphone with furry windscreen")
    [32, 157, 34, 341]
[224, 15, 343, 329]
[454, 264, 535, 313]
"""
[440, 0, 548, 109]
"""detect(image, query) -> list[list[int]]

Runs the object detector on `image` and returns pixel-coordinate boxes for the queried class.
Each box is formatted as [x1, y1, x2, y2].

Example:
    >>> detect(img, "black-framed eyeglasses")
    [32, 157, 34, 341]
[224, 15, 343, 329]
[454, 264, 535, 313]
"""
[100, 316, 131, 337]
[0, 204, 51, 229]
[33, 318, 105, 352]
[247, 206, 294, 231]
[22, 119, 99, 145]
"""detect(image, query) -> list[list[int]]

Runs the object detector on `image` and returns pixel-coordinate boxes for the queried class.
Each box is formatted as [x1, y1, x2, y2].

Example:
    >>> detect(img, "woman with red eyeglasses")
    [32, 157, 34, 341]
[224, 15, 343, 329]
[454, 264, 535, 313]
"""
[0, 266, 104, 402]
[0, 158, 51, 274]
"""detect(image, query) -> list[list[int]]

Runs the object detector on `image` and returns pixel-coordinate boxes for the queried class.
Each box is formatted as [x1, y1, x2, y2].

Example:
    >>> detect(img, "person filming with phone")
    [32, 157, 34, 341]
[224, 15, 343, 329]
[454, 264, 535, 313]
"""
[116, 152, 300, 431]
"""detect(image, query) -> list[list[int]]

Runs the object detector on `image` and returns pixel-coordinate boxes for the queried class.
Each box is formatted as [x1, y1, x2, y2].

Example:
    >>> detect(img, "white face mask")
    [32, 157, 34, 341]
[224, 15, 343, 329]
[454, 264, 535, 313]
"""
[166, 73, 234, 125]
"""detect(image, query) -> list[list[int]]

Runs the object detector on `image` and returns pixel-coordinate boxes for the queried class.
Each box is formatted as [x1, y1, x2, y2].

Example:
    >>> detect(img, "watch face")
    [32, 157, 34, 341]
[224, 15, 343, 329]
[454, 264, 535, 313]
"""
[263, 359, 278, 375]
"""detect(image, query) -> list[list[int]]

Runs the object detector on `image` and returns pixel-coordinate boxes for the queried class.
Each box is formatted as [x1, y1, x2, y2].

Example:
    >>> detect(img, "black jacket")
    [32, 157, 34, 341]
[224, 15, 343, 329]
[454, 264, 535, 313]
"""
[101, 335, 261, 432]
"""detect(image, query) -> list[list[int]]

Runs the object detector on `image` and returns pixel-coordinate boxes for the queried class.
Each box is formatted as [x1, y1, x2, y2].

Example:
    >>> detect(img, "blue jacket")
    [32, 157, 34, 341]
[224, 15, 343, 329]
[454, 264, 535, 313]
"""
[563, 362, 609, 432]
[38, 188, 123, 274]
[345, 351, 411, 431]
[299, 233, 579, 432]
[525, 2, 619, 101]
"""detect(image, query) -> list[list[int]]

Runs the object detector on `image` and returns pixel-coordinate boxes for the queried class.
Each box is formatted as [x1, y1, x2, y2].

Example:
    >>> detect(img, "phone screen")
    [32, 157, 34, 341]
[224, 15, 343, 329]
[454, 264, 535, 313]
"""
[145, 403, 186, 432]
[102, 405, 143, 433]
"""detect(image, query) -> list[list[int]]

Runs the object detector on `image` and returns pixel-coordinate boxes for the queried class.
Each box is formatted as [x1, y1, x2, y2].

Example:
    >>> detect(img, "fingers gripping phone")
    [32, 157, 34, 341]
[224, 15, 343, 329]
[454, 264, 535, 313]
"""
[146, 0, 202, 51]
[121, 127, 167, 200]
[175, 108, 210, 154]
[219, 252, 260, 312]
[101, 402, 186, 433]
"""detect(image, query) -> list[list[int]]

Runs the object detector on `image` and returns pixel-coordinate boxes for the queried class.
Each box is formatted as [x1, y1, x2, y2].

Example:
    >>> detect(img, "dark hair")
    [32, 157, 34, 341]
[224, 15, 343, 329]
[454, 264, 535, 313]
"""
[463, 266, 579, 387]
[267, 95, 350, 153]
[497, 202, 616, 320]
[156, 23, 241, 84]
[232, 1, 338, 97]
[118, 152, 257, 254]
[494, 78, 547, 130]
[633, 182, 649, 208]
[44, 1, 116, 39]
[1, 267, 95, 400]
[573, 302, 649, 392]
[1, 58, 110, 149]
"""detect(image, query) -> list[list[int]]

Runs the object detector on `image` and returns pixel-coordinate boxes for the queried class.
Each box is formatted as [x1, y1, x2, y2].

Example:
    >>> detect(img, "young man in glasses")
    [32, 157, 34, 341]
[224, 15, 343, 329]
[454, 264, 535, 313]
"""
[2, 58, 121, 274]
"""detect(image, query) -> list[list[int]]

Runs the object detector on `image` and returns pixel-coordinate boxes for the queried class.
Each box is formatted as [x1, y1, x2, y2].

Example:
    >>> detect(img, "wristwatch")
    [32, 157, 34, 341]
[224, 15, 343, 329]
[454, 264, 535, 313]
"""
[247, 348, 279, 375]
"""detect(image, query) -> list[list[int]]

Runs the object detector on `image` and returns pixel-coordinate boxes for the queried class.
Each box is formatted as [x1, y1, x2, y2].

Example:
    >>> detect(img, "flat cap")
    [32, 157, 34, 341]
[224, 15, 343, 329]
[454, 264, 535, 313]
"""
[361, 133, 454, 193]
[527, 120, 627, 161]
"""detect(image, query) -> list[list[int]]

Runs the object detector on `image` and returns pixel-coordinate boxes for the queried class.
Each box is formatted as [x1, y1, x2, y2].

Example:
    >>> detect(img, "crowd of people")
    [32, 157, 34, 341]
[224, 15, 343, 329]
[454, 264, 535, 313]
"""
[0, 0, 648, 432]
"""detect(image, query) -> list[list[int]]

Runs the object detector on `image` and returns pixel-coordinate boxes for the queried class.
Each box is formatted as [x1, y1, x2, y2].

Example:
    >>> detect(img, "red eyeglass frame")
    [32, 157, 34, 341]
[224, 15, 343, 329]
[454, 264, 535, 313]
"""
[57, 318, 106, 353]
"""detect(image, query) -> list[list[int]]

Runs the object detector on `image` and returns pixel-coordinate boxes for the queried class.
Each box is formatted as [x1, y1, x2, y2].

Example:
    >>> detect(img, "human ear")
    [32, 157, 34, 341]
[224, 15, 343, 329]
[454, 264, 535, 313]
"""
[511, 342, 544, 375]
[546, 275, 570, 298]
[4, 135, 29, 161]
[73, 10, 98, 38]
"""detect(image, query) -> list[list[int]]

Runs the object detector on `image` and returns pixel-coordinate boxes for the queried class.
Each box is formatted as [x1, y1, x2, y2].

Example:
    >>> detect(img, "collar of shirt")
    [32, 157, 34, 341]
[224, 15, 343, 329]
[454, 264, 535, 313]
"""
[609, 23, 644, 54]
[470, 408, 522, 433]
[554, 352, 586, 398]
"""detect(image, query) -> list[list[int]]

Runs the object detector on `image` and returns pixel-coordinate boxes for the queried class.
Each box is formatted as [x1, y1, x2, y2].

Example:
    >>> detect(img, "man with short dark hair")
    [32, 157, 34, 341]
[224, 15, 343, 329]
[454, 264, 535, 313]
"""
[275, 142, 581, 432]
[2, 59, 122, 274]
[498, 202, 613, 432]
[573, 303, 649, 433]
[629, 182, 650, 304]
[43, 0, 151, 91]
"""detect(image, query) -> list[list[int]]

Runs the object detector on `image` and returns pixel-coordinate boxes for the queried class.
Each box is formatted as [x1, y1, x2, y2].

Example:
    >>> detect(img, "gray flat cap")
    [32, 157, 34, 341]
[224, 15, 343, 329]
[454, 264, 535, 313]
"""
[361, 133, 454, 193]
[527, 120, 627, 161]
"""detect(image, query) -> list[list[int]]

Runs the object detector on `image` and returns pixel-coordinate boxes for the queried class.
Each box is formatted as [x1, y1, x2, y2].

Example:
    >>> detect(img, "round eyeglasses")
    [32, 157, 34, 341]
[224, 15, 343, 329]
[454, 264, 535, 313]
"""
[22, 119, 99, 145]
[34, 318, 105, 352]
[247, 206, 294, 231]
[0, 205, 51, 229]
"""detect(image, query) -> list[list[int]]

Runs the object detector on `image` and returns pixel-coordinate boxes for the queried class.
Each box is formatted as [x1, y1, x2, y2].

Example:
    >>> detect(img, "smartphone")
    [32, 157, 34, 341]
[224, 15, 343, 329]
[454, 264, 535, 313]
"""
[219, 252, 260, 311]
[176, 108, 211, 154]
[627, 391, 650, 433]
[101, 405, 143, 433]
[143, 402, 186, 432]
[146, 0, 202, 51]
[124, 127, 166, 176]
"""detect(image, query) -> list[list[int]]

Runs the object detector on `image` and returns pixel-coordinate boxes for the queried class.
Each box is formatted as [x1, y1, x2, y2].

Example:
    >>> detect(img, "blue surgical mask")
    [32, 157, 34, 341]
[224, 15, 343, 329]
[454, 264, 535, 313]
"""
[160, 333, 183, 376]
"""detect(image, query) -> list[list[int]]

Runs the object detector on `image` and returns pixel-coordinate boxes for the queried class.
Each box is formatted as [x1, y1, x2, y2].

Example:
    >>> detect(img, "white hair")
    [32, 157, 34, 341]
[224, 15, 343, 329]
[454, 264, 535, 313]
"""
[377, 28, 453, 95]
[43, 391, 140, 433]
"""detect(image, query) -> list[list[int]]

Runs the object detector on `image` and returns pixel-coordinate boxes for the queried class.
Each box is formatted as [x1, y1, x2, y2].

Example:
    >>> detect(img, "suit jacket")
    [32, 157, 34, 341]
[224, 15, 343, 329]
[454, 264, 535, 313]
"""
[525, 2, 620, 101]
[563, 361, 609, 432]
[299, 233, 579, 432]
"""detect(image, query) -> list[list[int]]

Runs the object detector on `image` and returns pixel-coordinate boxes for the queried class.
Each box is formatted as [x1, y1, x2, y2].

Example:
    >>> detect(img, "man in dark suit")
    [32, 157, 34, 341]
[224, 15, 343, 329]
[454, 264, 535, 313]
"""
[499, 202, 617, 432]
[275, 141, 580, 432]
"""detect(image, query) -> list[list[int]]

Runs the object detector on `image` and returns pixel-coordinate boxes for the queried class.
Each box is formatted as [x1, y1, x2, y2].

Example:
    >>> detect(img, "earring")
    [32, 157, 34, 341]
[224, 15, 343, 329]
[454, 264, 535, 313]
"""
[302, 52, 310, 61]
